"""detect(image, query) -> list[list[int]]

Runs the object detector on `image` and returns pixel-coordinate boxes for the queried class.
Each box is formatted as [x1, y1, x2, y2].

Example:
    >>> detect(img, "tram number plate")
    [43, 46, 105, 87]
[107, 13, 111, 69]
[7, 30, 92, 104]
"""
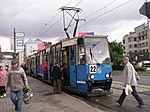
[89, 65, 97, 73]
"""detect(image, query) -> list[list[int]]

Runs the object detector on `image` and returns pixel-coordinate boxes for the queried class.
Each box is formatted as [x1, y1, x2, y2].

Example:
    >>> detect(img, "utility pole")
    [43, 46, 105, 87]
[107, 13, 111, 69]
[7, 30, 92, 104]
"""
[13, 28, 16, 59]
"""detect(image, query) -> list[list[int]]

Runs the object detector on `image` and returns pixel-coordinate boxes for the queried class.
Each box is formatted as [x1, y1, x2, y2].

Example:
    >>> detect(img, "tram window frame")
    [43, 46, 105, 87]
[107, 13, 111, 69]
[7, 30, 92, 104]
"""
[40, 52, 43, 65]
[37, 53, 40, 66]
[70, 45, 75, 65]
[51, 46, 55, 64]
[77, 38, 86, 65]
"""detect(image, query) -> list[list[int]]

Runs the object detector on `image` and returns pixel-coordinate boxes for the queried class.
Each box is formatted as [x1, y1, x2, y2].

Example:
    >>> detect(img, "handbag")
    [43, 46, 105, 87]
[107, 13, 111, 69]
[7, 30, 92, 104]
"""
[23, 87, 33, 104]
[124, 84, 133, 96]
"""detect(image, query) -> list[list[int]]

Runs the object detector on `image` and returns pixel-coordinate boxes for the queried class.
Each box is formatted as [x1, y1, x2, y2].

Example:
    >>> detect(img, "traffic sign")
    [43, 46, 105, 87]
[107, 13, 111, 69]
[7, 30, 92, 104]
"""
[15, 32, 25, 37]
[139, 2, 150, 19]
[17, 39, 24, 46]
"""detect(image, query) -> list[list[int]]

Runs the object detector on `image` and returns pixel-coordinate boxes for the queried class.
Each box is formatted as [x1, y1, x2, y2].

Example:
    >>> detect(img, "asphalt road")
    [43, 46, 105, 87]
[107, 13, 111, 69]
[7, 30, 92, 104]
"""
[112, 74, 150, 86]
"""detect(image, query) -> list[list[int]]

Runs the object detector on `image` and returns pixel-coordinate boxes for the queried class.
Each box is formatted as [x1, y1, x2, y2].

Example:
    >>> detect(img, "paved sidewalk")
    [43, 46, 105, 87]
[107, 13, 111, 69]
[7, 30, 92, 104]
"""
[0, 76, 103, 112]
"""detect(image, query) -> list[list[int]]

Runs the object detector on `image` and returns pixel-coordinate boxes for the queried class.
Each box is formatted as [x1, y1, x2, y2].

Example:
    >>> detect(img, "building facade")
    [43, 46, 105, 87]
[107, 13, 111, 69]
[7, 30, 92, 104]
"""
[123, 21, 150, 62]
[24, 39, 45, 57]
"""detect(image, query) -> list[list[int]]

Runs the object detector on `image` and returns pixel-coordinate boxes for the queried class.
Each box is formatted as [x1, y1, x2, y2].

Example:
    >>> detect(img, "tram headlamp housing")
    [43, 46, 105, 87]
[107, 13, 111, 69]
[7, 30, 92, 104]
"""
[105, 73, 109, 78]
[91, 75, 95, 79]
[87, 74, 95, 80]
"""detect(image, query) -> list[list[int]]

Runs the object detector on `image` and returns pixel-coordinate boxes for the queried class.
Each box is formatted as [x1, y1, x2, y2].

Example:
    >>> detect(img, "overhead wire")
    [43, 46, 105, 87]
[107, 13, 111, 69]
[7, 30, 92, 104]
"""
[57, 0, 118, 37]
[34, 12, 61, 38]
[38, 0, 84, 38]
[57, 0, 135, 38]
[85, 0, 118, 18]
[35, 0, 76, 38]
[0, 0, 40, 25]
[80, 0, 135, 26]
[75, 0, 84, 6]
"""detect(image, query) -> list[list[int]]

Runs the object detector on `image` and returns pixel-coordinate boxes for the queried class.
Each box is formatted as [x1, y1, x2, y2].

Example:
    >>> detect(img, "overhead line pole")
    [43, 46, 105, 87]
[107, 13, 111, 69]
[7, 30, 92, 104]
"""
[13, 28, 16, 59]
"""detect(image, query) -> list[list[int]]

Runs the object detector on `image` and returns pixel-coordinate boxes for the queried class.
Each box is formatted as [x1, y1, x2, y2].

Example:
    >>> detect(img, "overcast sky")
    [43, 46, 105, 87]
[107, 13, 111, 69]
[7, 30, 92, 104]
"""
[0, 0, 148, 51]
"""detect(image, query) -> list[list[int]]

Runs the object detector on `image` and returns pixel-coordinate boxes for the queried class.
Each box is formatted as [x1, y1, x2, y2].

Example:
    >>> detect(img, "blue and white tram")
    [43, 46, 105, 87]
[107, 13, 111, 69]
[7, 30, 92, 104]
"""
[54, 35, 112, 96]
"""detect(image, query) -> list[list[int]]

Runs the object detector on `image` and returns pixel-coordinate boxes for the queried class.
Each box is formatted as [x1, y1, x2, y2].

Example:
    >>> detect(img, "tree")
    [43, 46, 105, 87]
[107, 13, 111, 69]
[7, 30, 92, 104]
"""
[109, 40, 123, 66]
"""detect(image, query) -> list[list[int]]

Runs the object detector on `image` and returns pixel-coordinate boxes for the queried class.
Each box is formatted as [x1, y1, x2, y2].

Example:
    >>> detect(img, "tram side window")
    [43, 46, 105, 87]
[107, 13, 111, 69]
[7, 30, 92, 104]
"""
[77, 38, 86, 65]
[70, 46, 75, 65]
[79, 46, 86, 64]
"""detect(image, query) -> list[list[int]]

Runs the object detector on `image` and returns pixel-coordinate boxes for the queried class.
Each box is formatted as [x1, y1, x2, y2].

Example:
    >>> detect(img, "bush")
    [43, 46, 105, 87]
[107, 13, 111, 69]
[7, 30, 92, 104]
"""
[135, 67, 145, 71]
[112, 65, 124, 70]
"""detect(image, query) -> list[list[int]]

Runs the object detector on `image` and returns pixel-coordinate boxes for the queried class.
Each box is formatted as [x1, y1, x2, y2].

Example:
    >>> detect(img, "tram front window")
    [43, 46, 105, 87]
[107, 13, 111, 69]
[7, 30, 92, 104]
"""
[84, 37, 111, 64]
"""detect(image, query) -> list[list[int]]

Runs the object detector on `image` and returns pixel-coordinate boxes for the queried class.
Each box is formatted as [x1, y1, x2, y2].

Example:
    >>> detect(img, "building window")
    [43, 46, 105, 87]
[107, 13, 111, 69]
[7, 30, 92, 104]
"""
[129, 45, 132, 48]
[146, 49, 148, 52]
[142, 36, 144, 40]
[143, 43, 145, 47]
[139, 43, 141, 47]
[134, 38, 136, 41]
[123, 39, 125, 44]
[134, 44, 137, 48]
[128, 38, 131, 42]
[143, 49, 145, 52]
[135, 50, 137, 52]
[146, 42, 148, 46]
[140, 50, 142, 52]
[139, 33, 140, 36]
[139, 37, 141, 41]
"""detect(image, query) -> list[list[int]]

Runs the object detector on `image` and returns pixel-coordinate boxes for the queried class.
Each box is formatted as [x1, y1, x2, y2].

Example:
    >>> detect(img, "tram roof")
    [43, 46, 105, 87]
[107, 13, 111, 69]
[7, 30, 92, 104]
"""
[51, 35, 108, 48]
[61, 35, 108, 47]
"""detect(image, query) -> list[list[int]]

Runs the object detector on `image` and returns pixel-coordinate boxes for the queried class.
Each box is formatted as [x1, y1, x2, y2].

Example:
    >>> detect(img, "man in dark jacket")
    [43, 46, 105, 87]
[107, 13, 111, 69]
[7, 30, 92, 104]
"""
[52, 62, 62, 94]
[62, 63, 69, 86]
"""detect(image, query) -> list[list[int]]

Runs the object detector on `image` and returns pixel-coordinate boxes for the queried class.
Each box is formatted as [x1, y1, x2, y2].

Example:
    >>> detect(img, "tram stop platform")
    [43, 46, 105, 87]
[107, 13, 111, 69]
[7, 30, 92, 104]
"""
[0, 76, 103, 112]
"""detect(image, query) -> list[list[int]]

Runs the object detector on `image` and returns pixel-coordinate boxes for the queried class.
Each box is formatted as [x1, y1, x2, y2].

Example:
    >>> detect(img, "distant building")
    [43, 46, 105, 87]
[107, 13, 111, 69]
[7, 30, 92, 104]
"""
[24, 39, 45, 57]
[17, 51, 24, 65]
[123, 21, 150, 62]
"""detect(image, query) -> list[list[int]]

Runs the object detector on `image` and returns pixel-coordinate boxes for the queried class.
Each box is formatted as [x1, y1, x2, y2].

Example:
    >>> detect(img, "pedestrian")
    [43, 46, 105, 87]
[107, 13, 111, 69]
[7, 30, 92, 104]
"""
[6, 59, 29, 112]
[0, 66, 7, 97]
[52, 62, 62, 94]
[42, 60, 48, 81]
[116, 57, 144, 108]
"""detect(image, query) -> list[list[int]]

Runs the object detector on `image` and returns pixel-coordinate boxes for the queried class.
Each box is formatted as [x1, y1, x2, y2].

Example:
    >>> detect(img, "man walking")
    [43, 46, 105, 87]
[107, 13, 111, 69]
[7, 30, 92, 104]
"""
[6, 59, 29, 112]
[116, 57, 144, 107]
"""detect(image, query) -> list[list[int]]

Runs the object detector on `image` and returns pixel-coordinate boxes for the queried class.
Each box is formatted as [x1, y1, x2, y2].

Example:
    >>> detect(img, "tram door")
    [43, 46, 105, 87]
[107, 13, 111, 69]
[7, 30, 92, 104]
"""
[70, 45, 77, 88]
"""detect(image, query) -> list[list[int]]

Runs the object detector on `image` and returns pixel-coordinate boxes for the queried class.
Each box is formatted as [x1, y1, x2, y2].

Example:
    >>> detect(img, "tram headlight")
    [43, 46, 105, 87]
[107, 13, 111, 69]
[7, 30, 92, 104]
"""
[105, 73, 109, 78]
[91, 75, 95, 79]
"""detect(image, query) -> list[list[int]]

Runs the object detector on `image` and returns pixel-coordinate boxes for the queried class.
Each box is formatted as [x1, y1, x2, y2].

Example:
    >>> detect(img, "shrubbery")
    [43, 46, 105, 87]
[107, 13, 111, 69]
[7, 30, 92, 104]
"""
[112, 65, 124, 70]
[135, 67, 146, 71]
[112, 65, 146, 71]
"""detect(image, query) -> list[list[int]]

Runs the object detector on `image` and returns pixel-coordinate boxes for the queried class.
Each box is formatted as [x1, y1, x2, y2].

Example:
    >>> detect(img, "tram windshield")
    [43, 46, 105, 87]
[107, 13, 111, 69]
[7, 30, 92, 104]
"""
[84, 37, 111, 64]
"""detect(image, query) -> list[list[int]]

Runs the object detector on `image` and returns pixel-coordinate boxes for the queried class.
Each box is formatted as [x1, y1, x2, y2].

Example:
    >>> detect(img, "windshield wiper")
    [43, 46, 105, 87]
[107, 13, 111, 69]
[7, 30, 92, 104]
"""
[89, 47, 93, 60]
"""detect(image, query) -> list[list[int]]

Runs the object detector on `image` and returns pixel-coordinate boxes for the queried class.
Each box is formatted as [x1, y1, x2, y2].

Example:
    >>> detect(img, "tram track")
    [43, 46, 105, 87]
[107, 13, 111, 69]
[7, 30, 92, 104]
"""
[72, 81, 150, 112]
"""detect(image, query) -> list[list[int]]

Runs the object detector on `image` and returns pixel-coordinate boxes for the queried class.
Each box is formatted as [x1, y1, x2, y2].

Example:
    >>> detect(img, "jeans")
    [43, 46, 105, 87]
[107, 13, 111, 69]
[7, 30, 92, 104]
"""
[117, 86, 144, 105]
[10, 90, 23, 112]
